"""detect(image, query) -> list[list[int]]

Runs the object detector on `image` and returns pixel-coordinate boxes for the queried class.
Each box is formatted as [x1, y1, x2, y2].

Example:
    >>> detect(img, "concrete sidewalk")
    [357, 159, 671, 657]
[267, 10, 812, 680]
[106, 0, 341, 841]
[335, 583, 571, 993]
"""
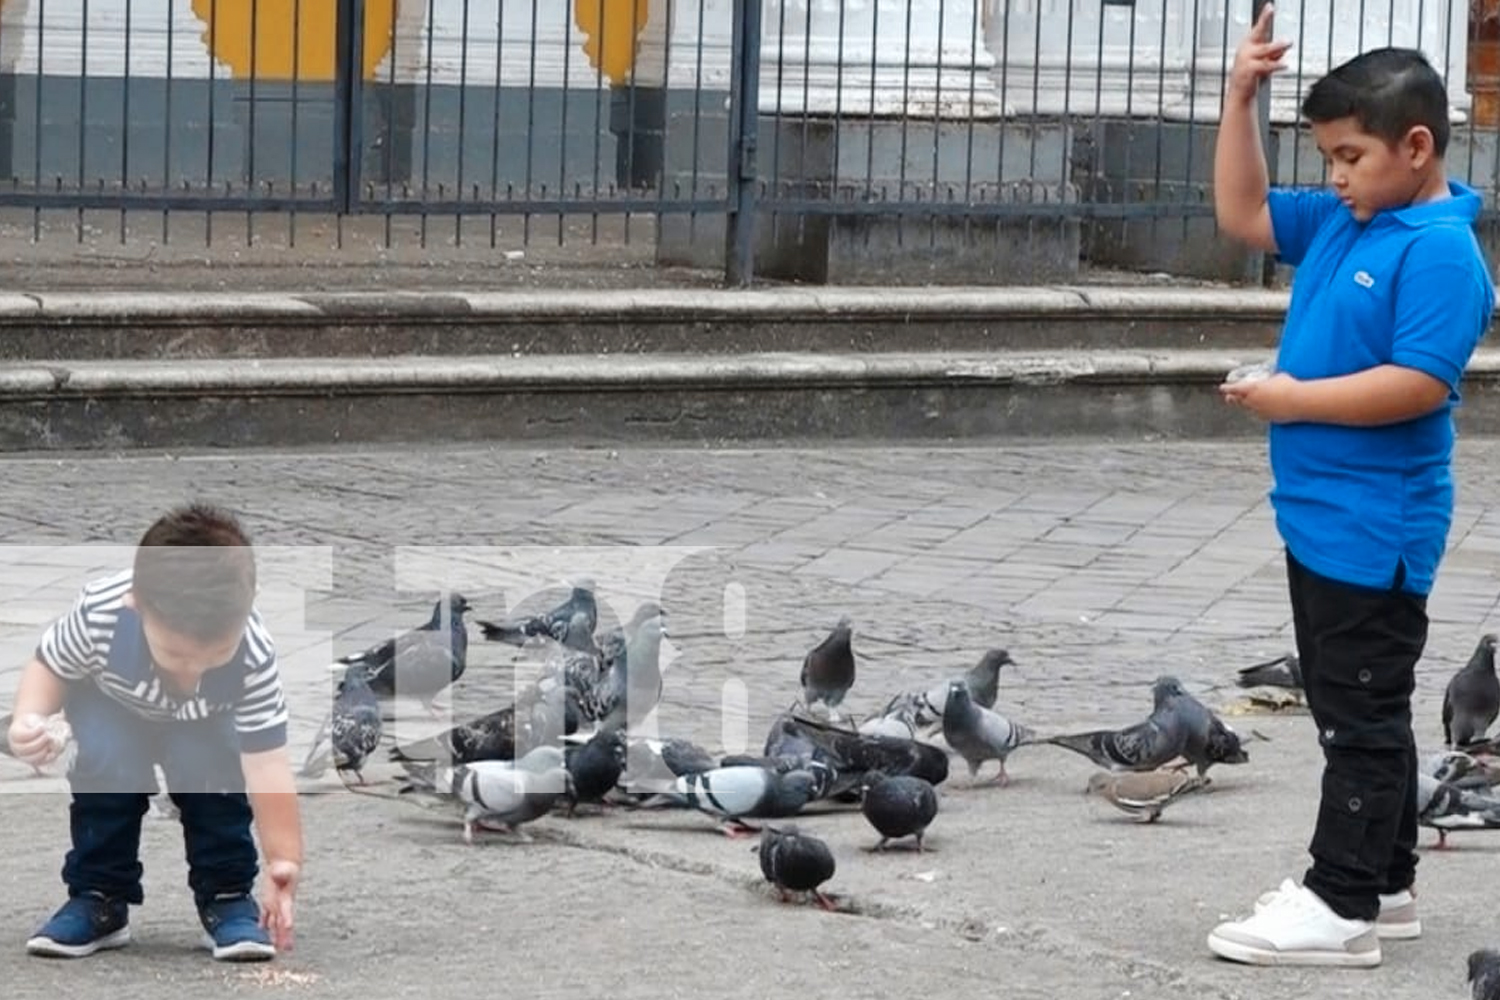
[0, 439, 1498, 999]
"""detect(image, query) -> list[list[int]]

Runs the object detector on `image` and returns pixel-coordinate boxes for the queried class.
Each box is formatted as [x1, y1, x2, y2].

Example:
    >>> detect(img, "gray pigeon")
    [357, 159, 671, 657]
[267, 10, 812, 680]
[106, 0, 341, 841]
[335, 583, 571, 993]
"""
[1044, 676, 1193, 772]
[1445, 634, 1500, 748]
[800, 616, 855, 710]
[323, 663, 383, 785]
[914, 649, 1015, 726]
[668, 765, 821, 836]
[861, 773, 939, 851]
[940, 680, 1035, 785]
[1159, 676, 1249, 776]
[758, 825, 837, 910]
[1236, 652, 1302, 690]
[395, 747, 571, 844]
[341, 593, 471, 717]
[1469, 948, 1500, 1000]
[594, 614, 667, 733]
[476, 578, 598, 647]
[1417, 772, 1500, 849]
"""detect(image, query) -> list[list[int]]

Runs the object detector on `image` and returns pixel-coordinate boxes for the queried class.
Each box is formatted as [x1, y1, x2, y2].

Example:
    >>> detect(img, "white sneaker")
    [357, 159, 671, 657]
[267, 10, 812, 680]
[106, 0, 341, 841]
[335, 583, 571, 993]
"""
[1209, 883, 1381, 967]
[1252, 880, 1420, 940]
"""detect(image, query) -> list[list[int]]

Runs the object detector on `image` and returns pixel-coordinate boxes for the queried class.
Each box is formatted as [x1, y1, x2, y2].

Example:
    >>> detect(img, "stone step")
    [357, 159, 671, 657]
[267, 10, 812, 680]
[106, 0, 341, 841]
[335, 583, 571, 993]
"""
[5, 347, 1500, 451]
[0, 287, 1294, 359]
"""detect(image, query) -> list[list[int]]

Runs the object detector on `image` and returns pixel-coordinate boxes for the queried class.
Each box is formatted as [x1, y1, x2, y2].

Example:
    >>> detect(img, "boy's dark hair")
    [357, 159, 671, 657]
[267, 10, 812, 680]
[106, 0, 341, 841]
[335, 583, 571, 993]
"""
[133, 503, 256, 643]
[1302, 47, 1450, 156]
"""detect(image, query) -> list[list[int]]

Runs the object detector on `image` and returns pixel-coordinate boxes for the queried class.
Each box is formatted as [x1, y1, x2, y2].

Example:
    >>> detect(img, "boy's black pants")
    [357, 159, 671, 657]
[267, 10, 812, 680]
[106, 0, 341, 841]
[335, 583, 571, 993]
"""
[60, 682, 259, 910]
[1287, 551, 1426, 922]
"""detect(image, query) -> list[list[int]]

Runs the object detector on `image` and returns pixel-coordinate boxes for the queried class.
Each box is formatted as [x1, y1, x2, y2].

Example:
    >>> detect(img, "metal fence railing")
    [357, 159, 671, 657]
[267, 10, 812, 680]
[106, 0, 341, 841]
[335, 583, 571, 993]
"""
[0, 0, 1495, 284]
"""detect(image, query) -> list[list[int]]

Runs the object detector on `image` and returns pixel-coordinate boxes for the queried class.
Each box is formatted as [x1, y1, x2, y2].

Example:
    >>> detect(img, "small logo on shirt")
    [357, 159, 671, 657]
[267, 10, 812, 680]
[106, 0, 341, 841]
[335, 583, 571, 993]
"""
[1353, 270, 1375, 288]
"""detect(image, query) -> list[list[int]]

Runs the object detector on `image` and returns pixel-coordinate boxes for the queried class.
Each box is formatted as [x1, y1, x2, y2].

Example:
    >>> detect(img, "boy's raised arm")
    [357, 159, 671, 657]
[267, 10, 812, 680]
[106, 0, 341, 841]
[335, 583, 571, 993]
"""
[1214, 4, 1291, 252]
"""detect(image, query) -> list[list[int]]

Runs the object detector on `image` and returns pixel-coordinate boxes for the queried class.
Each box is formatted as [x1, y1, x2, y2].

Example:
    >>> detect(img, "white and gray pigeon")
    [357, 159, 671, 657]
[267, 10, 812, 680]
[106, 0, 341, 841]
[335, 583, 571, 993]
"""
[1470, 948, 1500, 1000]
[800, 616, 855, 711]
[668, 765, 822, 837]
[913, 649, 1015, 727]
[1044, 676, 1193, 773]
[339, 593, 471, 717]
[1445, 634, 1500, 749]
[1417, 771, 1500, 849]
[395, 746, 571, 844]
[940, 680, 1036, 786]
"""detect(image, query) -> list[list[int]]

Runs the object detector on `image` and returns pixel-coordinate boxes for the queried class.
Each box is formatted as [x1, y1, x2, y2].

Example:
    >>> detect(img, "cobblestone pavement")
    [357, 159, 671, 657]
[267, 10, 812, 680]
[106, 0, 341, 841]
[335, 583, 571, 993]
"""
[2, 438, 1499, 1000]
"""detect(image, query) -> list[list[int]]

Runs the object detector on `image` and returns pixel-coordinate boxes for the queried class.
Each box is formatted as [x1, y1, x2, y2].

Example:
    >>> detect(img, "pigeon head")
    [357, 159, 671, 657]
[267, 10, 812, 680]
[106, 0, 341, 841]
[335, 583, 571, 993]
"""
[1480, 633, 1499, 667]
[1084, 772, 1112, 797]
[977, 649, 1014, 674]
[1152, 675, 1188, 706]
[944, 679, 973, 713]
[428, 593, 471, 626]
[627, 601, 666, 631]
[569, 577, 598, 596]
[782, 770, 821, 804]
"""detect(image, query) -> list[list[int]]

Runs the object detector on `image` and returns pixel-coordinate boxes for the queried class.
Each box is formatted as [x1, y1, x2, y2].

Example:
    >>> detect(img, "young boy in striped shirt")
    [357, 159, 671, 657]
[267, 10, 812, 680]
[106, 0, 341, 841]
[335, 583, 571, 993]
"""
[6, 503, 302, 961]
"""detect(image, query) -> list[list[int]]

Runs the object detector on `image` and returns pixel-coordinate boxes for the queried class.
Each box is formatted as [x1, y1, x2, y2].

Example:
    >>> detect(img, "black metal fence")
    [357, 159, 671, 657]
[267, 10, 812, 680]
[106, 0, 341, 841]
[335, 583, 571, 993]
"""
[0, 0, 1495, 284]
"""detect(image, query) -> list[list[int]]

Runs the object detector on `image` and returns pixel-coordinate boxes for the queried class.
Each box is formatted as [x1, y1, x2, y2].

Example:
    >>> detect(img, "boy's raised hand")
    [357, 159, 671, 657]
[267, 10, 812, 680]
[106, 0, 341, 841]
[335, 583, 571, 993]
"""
[1228, 4, 1291, 104]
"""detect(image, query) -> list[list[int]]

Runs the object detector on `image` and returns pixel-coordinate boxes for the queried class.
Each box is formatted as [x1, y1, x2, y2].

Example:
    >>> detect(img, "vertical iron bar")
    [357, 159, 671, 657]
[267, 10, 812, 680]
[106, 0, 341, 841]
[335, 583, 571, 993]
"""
[77, 0, 88, 241]
[688, 0, 706, 242]
[333, 0, 364, 215]
[490, 0, 506, 247]
[557, 0, 570, 245]
[290, 0, 302, 244]
[31, 0, 42, 241]
[522, 0, 538, 245]
[457, 0, 472, 245]
[120, 0, 131, 242]
[420, 0, 437, 245]
[1253, 0, 1274, 285]
[725, 0, 761, 285]
[163, 0, 173, 242]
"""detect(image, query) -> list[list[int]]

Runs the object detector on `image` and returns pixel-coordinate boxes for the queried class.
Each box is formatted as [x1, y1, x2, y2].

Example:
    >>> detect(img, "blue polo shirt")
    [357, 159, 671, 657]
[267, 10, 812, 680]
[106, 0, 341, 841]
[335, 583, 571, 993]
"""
[1265, 180, 1495, 595]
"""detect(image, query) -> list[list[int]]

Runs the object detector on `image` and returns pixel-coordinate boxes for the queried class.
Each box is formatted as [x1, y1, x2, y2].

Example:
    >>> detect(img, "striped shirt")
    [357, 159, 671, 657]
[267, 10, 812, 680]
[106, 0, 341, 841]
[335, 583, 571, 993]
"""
[36, 568, 289, 753]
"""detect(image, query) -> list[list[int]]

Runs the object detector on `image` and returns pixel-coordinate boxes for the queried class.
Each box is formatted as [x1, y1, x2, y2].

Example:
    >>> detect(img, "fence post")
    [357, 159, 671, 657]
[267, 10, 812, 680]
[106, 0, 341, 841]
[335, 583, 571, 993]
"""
[724, 0, 761, 287]
[333, 0, 366, 214]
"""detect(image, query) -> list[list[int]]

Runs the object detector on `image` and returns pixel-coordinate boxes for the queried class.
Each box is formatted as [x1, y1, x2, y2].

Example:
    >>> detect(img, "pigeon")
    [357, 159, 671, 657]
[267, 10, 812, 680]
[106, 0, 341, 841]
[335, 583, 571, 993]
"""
[765, 712, 950, 795]
[395, 747, 572, 844]
[1045, 676, 1193, 773]
[565, 727, 628, 813]
[758, 825, 837, 910]
[800, 616, 855, 711]
[861, 773, 939, 851]
[476, 579, 598, 647]
[340, 593, 471, 717]
[912, 649, 1016, 726]
[1085, 770, 1211, 823]
[1417, 772, 1500, 849]
[666, 765, 822, 836]
[858, 708, 919, 741]
[1159, 676, 1249, 776]
[1424, 749, 1500, 791]
[616, 736, 719, 793]
[1236, 652, 1303, 690]
[1445, 634, 1500, 749]
[940, 680, 1035, 786]
[305, 663, 383, 785]
[593, 613, 667, 733]
[1469, 948, 1500, 1000]
[388, 683, 579, 766]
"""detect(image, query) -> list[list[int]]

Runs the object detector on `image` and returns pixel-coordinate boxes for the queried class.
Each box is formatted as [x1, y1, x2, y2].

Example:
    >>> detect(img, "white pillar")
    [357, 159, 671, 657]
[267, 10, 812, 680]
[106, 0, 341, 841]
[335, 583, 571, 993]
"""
[1190, 0, 1470, 123]
[984, 0, 1196, 118]
[760, 0, 1004, 117]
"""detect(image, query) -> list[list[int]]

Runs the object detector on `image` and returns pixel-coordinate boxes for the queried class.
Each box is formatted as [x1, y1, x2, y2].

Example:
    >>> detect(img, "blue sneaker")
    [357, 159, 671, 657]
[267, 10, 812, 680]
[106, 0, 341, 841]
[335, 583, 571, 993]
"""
[26, 892, 131, 958]
[198, 894, 275, 962]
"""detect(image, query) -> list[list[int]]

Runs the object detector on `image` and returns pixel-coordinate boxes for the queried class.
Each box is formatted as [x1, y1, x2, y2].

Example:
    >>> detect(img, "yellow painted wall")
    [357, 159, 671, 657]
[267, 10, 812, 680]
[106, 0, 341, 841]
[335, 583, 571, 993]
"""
[191, 0, 652, 84]
[574, 0, 650, 84]
[190, 0, 395, 82]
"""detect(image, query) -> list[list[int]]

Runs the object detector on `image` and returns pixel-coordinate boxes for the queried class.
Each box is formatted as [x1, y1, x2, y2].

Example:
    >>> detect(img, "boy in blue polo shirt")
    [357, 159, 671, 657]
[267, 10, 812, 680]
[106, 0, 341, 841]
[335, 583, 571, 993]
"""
[1206, 6, 1495, 968]
[5, 503, 302, 961]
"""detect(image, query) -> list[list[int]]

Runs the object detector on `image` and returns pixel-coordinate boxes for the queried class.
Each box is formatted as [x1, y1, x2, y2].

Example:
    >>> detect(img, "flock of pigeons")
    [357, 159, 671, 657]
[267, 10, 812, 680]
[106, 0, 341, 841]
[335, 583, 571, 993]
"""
[297, 578, 1265, 911]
